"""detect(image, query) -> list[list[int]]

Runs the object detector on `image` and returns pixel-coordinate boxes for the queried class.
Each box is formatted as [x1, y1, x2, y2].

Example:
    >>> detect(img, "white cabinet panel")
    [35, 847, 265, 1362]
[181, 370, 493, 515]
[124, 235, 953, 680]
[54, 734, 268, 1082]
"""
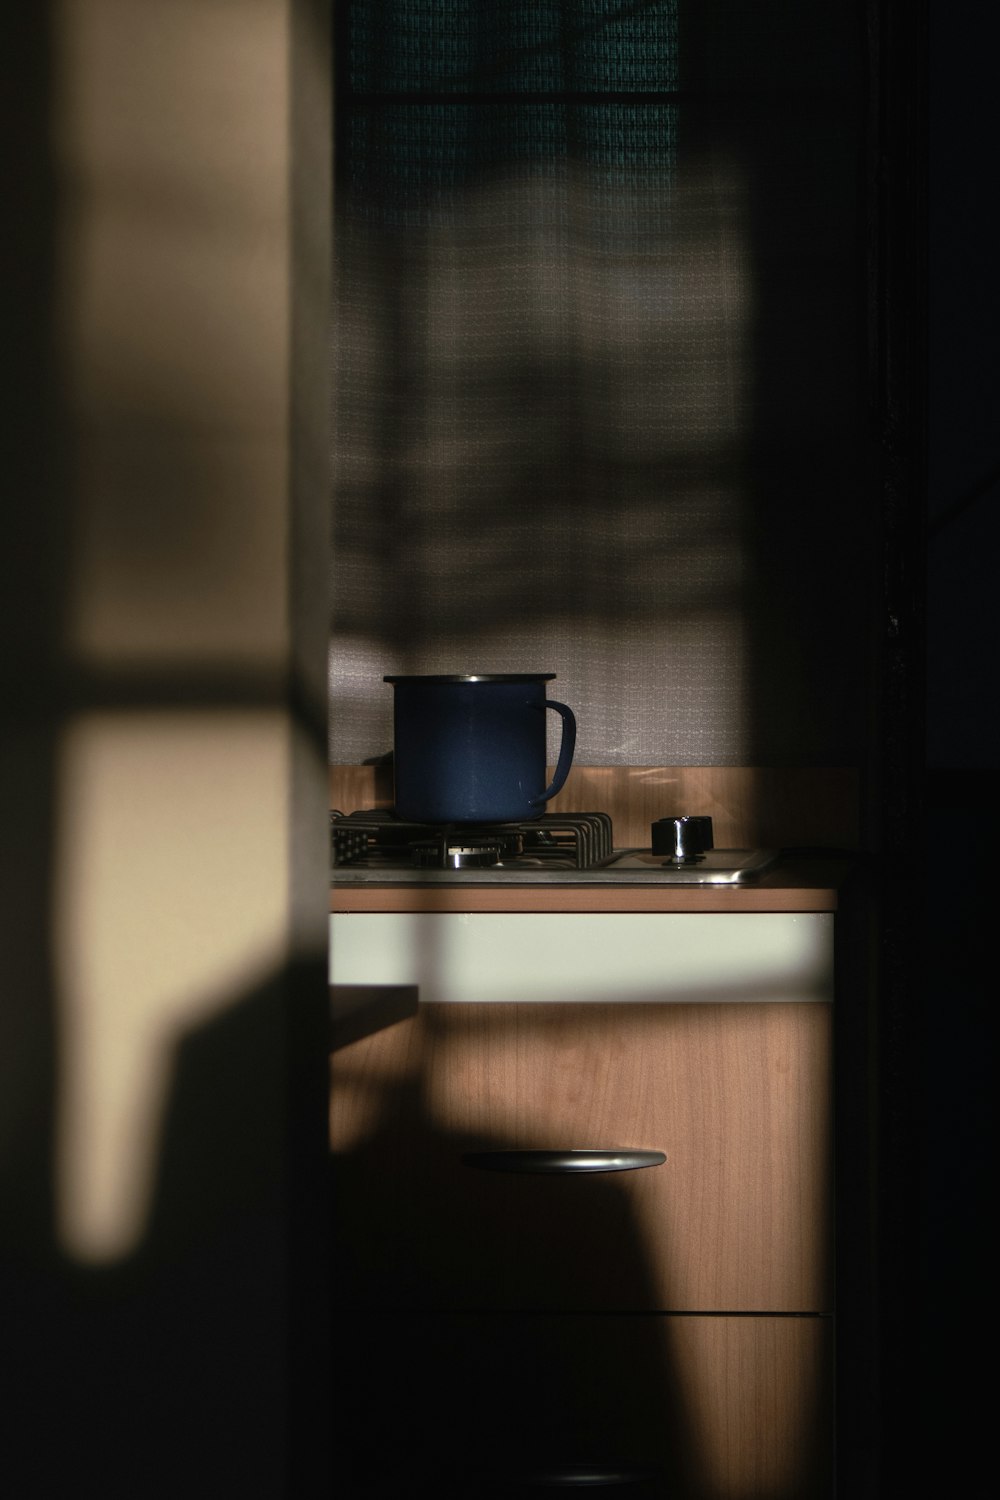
[329, 911, 833, 1003]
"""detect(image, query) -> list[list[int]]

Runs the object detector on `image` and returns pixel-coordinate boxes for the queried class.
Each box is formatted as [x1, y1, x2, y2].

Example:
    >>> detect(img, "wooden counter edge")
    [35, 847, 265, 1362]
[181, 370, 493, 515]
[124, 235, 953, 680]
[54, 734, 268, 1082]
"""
[329, 860, 848, 914]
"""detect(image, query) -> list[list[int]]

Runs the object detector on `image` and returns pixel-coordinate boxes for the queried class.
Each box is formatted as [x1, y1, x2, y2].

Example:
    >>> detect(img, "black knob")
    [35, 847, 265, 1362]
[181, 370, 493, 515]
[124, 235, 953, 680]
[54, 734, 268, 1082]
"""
[651, 815, 714, 860]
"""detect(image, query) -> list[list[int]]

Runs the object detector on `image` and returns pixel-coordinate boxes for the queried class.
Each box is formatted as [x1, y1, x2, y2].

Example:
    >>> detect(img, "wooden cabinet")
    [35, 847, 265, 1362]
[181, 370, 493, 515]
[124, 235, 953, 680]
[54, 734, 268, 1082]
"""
[333, 1309, 832, 1497]
[331, 1001, 832, 1313]
[330, 991, 834, 1496]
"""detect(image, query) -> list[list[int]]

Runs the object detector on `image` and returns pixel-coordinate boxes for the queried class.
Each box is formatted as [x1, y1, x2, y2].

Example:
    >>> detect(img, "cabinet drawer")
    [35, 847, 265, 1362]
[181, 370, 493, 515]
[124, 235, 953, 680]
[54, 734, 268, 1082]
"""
[330, 1001, 832, 1312]
[333, 1310, 834, 1499]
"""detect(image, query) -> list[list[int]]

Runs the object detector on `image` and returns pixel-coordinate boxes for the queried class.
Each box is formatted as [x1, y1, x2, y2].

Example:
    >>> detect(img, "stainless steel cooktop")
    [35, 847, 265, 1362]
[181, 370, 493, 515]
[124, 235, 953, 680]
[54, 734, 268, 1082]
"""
[330, 809, 779, 885]
[331, 848, 779, 886]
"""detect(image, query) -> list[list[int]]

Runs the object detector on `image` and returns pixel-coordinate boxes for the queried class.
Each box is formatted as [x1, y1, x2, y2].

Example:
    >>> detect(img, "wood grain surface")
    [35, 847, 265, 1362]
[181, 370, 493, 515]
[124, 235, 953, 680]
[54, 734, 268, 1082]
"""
[330, 872, 842, 912]
[330, 1000, 833, 1314]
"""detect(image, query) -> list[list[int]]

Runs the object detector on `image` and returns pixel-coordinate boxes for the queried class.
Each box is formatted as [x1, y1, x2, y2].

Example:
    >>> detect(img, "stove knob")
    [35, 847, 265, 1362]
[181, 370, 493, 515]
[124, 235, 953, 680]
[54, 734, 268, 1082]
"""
[651, 815, 714, 859]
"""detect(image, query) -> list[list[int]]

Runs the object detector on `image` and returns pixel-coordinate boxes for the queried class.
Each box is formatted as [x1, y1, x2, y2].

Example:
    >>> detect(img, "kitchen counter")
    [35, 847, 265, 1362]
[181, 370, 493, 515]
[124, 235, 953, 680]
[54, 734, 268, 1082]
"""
[328, 858, 853, 1003]
[330, 856, 851, 914]
[329, 827, 854, 1490]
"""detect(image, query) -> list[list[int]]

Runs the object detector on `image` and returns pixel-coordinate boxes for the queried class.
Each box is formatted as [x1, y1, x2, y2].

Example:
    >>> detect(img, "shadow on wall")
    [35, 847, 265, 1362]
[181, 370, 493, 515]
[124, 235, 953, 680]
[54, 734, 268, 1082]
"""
[1, 2, 331, 1493]
[5, 957, 328, 1498]
[329, 0, 871, 770]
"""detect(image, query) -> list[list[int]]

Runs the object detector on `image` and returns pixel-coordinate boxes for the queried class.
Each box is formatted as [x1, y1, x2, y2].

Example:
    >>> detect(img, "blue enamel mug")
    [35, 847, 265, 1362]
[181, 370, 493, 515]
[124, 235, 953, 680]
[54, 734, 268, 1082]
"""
[383, 674, 577, 824]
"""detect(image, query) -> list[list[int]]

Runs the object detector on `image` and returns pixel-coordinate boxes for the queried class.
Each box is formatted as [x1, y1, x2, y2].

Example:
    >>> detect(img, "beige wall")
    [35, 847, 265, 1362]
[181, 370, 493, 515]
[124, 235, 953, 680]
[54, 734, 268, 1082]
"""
[2, 2, 330, 1492]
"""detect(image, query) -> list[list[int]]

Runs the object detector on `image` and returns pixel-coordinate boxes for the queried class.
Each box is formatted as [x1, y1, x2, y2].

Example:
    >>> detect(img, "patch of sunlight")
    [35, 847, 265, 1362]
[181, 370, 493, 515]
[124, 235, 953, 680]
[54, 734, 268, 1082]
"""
[53, 709, 288, 1263]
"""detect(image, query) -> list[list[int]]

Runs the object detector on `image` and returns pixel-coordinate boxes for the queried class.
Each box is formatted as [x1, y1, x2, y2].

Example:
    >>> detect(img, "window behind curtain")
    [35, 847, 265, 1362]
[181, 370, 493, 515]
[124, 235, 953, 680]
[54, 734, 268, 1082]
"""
[330, 2, 866, 768]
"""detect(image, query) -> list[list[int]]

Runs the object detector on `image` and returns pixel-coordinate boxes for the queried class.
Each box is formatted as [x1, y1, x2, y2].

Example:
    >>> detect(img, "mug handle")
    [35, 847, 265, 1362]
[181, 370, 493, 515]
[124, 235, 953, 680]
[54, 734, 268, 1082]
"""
[530, 699, 577, 806]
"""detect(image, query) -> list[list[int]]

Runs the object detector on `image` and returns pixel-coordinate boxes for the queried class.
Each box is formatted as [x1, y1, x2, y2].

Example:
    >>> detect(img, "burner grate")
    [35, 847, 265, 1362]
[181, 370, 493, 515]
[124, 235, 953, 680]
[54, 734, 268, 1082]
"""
[331, 809, 614, 871]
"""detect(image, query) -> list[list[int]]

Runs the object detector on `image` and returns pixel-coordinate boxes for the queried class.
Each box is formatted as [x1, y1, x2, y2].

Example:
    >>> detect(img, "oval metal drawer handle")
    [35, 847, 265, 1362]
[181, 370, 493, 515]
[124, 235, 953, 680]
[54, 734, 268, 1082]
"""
[461, 1149, 665, 1174]
[493, 1463, 656, 1487]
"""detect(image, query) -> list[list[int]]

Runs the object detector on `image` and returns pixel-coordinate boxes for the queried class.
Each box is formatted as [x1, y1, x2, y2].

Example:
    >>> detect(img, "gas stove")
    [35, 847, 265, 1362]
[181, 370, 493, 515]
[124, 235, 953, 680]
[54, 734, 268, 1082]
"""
[330, 809, 778, 885]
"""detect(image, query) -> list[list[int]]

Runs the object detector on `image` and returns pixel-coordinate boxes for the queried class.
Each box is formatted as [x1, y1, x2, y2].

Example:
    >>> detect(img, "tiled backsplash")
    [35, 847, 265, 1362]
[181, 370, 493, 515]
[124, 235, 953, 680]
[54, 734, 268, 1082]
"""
[329, 764, 860, 854]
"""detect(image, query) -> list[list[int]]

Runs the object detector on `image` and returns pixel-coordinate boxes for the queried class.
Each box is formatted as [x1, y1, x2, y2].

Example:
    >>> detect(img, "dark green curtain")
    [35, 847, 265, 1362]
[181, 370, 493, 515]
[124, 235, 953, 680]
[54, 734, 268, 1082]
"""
[337, 1, 679, 232]
[330, 2, 867, 770]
